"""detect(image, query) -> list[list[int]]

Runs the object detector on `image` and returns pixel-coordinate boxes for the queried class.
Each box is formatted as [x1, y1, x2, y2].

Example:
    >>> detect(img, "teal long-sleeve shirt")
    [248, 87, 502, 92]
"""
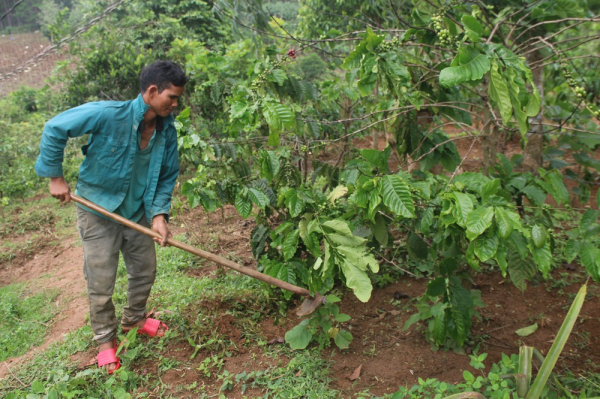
[34, 94, 180, 224]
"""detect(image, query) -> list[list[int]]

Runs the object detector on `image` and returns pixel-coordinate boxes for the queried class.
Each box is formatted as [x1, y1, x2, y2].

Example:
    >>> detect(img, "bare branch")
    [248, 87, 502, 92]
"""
[512, 17, 600, 46]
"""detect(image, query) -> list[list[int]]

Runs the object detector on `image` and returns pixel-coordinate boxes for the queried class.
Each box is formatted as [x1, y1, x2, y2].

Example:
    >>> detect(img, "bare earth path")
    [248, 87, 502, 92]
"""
[0, 236, 88, 380]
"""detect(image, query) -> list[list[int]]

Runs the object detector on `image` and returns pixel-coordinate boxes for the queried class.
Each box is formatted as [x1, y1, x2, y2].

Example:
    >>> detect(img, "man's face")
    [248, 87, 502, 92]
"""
[149, 84, 185, 117]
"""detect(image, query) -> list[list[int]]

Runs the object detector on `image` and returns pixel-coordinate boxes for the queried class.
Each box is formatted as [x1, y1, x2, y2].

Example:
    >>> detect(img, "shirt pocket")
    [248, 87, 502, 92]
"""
[95, 136, 129, 170]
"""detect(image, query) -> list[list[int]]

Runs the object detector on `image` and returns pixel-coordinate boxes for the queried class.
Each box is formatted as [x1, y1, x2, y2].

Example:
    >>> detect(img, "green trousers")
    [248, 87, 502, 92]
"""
[76, 206, 157, 344]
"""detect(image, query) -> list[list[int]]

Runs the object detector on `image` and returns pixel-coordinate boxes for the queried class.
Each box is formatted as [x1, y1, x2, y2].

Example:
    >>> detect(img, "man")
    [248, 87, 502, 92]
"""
[35, 60, 188, 373]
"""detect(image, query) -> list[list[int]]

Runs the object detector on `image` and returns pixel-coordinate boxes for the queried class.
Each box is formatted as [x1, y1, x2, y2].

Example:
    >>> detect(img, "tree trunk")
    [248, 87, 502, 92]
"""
[523, 50, 545, 172]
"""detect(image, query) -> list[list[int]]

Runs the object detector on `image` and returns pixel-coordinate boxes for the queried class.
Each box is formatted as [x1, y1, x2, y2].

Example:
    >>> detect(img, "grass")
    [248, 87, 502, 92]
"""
[0, 283, 60, 362]
[0, 235, 340, 398]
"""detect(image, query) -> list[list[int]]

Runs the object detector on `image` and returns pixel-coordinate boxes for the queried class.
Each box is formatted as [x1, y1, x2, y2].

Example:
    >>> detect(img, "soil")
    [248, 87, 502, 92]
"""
[1, 136, 599, 396]
[0, 32, 67, 96]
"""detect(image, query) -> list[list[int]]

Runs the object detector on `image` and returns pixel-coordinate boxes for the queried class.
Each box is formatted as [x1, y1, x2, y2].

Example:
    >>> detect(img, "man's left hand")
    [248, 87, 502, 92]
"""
[152, 214, 171, 247]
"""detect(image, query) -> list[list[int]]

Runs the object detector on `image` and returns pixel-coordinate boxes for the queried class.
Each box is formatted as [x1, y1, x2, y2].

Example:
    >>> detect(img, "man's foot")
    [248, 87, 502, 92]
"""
[123, 318, 168, 337]
[97, 340, 120, 374]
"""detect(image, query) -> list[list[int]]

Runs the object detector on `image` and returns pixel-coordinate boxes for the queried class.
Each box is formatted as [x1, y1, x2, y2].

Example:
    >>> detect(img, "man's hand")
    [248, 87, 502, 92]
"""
[152, 214, 171, 247]
[49, 177, 71, 202]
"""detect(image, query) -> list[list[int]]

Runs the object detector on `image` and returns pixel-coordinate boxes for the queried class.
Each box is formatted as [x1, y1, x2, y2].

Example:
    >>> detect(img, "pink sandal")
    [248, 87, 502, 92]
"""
[97, 340, 120, 374]
[125, 318, 168, 337]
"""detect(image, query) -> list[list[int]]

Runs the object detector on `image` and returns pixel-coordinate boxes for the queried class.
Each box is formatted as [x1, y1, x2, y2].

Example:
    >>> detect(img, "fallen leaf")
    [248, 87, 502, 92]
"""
[377, 312, 387, 321]
[390, 310, 402, 316]
[295, 370, 302, 377]
[393, 291, 410, 299]
[267, 337, 285, 345]
[349, 364, 362, 381]
[515, 323, 538, 337]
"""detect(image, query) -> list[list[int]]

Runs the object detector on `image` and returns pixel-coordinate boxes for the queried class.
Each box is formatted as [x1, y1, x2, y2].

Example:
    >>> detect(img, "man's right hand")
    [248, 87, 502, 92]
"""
[49, 177, 71, 202]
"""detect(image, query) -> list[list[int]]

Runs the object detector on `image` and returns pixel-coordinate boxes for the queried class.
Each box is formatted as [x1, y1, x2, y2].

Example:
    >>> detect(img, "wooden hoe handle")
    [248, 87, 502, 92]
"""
[70, 194, 311, 297]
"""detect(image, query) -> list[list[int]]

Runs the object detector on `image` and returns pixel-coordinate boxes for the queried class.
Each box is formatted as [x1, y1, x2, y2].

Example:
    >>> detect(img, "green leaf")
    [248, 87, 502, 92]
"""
[466, 207, 495, 240]
[270, 69, 287, 85]
[565, 240, 581, 263]
[339, 259, 373, 302]
[531, 225, 548, 249]
[494, 207, 514, 239]
[408, 232, 429, 260]
[508, 251, 537, 291]
[282, 229, 300, 261]
[248, 188, 269, 210]
[541, 169, 569, 206]
[327, 185, 348, 203]
[505, 68, 529, 135]
[427, 277, 446, 297]
[522, 185, 547, 206]
[461, 15, 483, 42]
[481, 178, 501, 202]
[335, 313, 351, 322]
[452, 192, 474, 227]
[322, 220, 354, 237]
[334, 329, 353, 349]
[488, 61, 513, 124]
[439, 46, 490, 88]
[235, 193, 252, 218]
[474, 235, 499, 262]
[516, 323, 538, 337]
[526, 84, 541, 117]
[527, 284, 587, 399]
[285, 189, 304, 217]
[259, 150, 280, 181]
[285, 320, 312, 350]
[533, 242, 552, 278]
[381, 175, 415, 218]
[580, 243, 600, 281]
[580, 209, 599, 232]
[372, 214, 389, 246]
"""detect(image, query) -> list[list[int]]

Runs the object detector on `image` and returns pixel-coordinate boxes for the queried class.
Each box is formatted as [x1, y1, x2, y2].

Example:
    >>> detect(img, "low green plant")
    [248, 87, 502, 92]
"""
[285, 294, 352, 350]
[0, 284, 59, 361]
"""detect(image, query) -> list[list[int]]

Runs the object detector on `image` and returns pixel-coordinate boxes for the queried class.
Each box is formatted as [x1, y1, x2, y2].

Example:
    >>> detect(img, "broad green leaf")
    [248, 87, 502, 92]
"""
[532, 242, 552, 278]
[336, 245, 380, 273]
[508, 251, 537, 291]
[322, 220, 354, 237]
[334, 329, 353, 349]
[565, 240, 581, 263]
[580, 243, 600, 281]
[509, 230, 529, 259]
[531, 225, 548, 249]
[541, 169, 569, 206]
[526, 84, 541, 117]
[452, 192, 474, 227]
[516, 323, 538, 337]
[489, 61, 512, 124]
[340, 259, 373, 302]
[466, 207, 495, 241]
[335, 313, 351, 322]
[494, 207, 514, 239]
[285, 189, 304, 217]
[495, 243, 508, 276]
[408, 232, 429, 260]
[270, 69, 287, 85]
[522, 185, 547, 206]
[372, 214, 389, 246]
[381, 175, 415, 218]
[481, 178, 501, 203]
[473, 235, 499, 262]
[427, 277, 446, 297]
[505, 68, 529, 135]
[327, 185, 348, 203]
[439, 46, 490, 88]
[285, 320, 312, 350]
[259, 150, 280, 181]
[282, 229, 300, 261]
[580, 209, 599, 232]
[461, 15, 483, 42]
[235, 193, 252, 218]
[327, 233, 365, 247]
[248, 188, 269, 210]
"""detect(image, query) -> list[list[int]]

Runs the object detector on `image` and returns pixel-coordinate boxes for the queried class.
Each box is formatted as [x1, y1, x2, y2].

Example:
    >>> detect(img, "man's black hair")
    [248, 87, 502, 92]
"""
[139, 60, 189, 94]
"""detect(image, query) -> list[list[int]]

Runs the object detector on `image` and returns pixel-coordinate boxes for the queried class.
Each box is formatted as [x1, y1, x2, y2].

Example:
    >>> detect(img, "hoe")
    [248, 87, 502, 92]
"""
[71, 194, 324, 316]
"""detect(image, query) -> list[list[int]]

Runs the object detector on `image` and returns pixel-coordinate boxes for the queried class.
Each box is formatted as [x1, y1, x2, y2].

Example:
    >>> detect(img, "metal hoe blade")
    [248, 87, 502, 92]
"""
[295, 292, 325, 317]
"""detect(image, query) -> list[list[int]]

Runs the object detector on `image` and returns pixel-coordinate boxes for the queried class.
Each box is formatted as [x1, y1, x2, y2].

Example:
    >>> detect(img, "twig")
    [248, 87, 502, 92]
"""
[0, 0, 25, 22]
[378, 253, 421, 279]
[3, 362, 26, 387]
[447, 138, 476, 185]
[12, 316, 50, 327]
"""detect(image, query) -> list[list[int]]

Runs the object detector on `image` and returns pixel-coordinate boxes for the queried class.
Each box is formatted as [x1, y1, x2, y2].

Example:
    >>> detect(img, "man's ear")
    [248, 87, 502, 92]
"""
[145, 85, 159, 99]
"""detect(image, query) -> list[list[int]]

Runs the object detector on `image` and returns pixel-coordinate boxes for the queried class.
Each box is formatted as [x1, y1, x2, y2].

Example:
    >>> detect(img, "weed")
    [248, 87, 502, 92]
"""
[0, 283, 59, 361]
